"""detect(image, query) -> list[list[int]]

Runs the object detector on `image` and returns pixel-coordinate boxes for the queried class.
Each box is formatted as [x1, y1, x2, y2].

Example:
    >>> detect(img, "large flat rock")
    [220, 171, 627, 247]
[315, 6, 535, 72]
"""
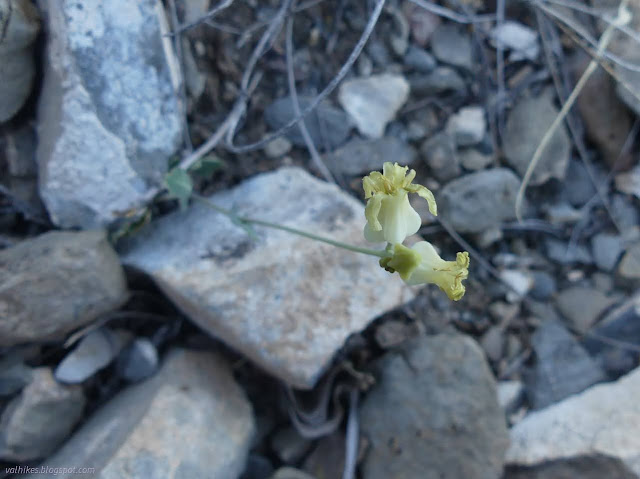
[122, 167, 411, 388]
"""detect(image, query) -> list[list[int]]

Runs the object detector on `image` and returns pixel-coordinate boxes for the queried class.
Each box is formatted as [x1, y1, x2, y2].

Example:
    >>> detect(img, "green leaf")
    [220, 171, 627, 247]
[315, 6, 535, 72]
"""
[189, 155, 225, 178]
[165, 168, 193, 210]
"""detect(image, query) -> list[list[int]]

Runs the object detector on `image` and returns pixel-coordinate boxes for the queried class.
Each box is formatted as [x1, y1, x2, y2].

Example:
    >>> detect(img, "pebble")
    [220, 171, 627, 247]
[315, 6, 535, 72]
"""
[446, 106, 486, 146]
[618, 243, 640, 280]
[0, 355, 33, 397]
[338, 74, 410, 139]
[615, 164, 640, 199]
[491, 21, 539, 61]
[324, 136, 416, 176]
[270, 427, 312, 464]
[591, 233, 625, 272]
[264, 137, 293, 158]
[562, 159, 599, 207]
[544, 202, 583, 224]
[116, 338, 159, 383]
[420, 132, 461, 182]
[271, 468, 317, 479]
[555, 286, 617, 333]
[500, 270, 534, 301]
[431, 24, 473, 70]
[403, 45, 436, 72]
[459, 148, 493, 170]
[505, 455, 638, 479]
[544, 238, 593, 265]
[408, 67, 466, 95]
[529, 271, 557, 301]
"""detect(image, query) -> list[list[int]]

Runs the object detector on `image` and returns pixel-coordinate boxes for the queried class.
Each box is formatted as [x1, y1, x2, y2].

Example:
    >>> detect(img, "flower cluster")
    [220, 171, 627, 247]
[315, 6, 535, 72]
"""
[363, 162, 470, 301]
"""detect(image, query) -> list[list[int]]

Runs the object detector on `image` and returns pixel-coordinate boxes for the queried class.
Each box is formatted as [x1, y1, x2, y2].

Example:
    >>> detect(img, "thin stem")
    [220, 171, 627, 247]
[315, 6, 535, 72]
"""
[192, 194, 387, 258]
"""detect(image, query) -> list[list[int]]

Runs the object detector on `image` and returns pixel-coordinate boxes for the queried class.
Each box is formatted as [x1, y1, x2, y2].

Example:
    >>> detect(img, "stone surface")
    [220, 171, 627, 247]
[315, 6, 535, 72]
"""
[459, 148, 493, 171]
[338, 74, 410, 138]
[270, 427, 312, 464]
[615, 165, 640, 200]
[503, 89, 571, 185]
[420, 132, 461, 182]
[505, 455, 638, 479]
[0, 0, 40, 121]
[562, 159, 599, 207]
[303, 432, 348, 479]
[264, 136, 293, 159]
[498, 380, 524, 414]
[408, 67, 466, 95]
[544, 238, 593, 265]
[324, 136, 416, 176]
[271, 468, 316, 479]
[491, 21, 539, 61]
[591, 233, 625, 272]
[0, 231, 128, 347]
[29, 349, 255, 479]
[0, 355, 32, 397]
[431, 24, 473, 69]
[116, 337, 159, 383]
[437, 168, 521, 233]
[37, 0, 182, 228]
[122, 167, 411, 388]
[507, 366, 640, 475]
[529, 271, 557, 301]
[524, 320, 606, 410]
[0, 368, 85, 461]
[403, 45, 436, 72]
[619, 243, 640, 280]
[555, 286, 617, 333]
[264, 96, 351, 150]
[360, 334, 509, 479]
[446, 106, 486, 146]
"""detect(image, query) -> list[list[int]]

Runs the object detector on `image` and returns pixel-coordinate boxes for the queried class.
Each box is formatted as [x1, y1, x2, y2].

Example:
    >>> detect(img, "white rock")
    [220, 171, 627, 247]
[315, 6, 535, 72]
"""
[615, 165, 640, 199]
[500, 270, 534, 301]
[122, 167, 412, 388]
[497, 380, 523, 413]
[447, 106, 486, 146]
[491, 21, 539, 61]
[338, 74, 410, 138]
[506, 366, 640, 475]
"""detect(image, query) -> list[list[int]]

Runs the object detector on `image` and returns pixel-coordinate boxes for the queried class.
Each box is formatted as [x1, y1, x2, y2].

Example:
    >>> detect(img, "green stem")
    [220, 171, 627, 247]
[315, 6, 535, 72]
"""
[192, 194, 388, 258]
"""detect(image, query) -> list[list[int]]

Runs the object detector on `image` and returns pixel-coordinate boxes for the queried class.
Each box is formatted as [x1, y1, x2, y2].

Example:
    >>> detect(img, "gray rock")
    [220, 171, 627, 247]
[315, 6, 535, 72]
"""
[504, 89, 571, 185]
[122, 167, 411, 388]
[491, 21, 539, 61]
[507, 366, 640, 475]
[480, 326, 504, 362]
[374, 319, 417, 349]
[545, 202, 583, 224]
[611, 194, 640, 238]
[271, 468, 316, 479]
[28, 349, 255, 479]
[563, 159, 599, 207]
[264, 136, 293, 159]
[0, 355, 33, 397]
[0, 0, 40, 122]
[555, 287, 617, 333]
[545, 238, 593, 265]
[505, 455, 638, 479]
[0, 231, 128, 347]
[338, 74, 410, 139]
[437, 168, 521, 233]
[408, 67, 466, 95]
[446, 106, 486, 146]
[529, 271, 557, 301]
[270, 427, 312, 464]
[525, 320, 606, 410]
[591, 233, 624, 272]
[360, 334, 509, 479]
[37, 0, 182, 228]
[498, 380, 524, 414]
[403, 45, 436, 72]
[431, 24, 473, 69]
[116, 338, 159, 383]
[264, 96, 351, 150]
[615, 164, 640, 200]
[55, 328, 126, 384]
[303, 433, 347, 479]
[243, 454, 275, 479]
[459, 148, 493, 171]
[420, 132, 461, 182]
[324, 136, 416, 176]
[0, 367, 85, 461]
[618, 243, 640, 280]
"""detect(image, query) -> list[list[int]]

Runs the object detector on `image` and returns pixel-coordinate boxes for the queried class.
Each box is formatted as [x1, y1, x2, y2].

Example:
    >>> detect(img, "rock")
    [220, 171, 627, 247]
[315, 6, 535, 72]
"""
[611, 194, 640, 240]
[403, 45, 436, 72]
[420, 132, 461, 182]
[408, 67, 466, 95]
[437, 168, 521, 233]
[374, 319, 417, 349]
[562, 159, 599, 207]
[0, 354, 33, 397]
[360, 334, 509, 479]
[122, 167, 411, 388]
[431, 24, 473, 70]
[271, 468, 316, 479]
[324, 136, 416, 176]
[243, 454, 275, 479]
[116, 337, 159, 383]
[270, 427, 312, 464]
[302, 432, 347, 479]
[29, 349, 255, 479]
[338, 74, 410, 139]
[446, 106, 486, 146]
[264, 96, 351, 150]
[500, 270, 534, 301]
[503, 89, 571, 185]
[505, 455, 638, 479]
[459, 147, 493, 171]
[591, 233, 624, 272]
[402, 2, 440, 47]
[0, 0, 40, 122]
[615, 164, 640, 199]
[498, 380, 524, 414]
[54, 329, 120, 383]
[0, 231, 128, 347]
[525, 321, 606, 410]
[36, 0, 182, 228]
[529, 271, 557, 301]
[480, 326, 504, 362]
[491, 21, 539, 61]
[555, 287, 617, 333]
[0, 368, 85, 461]
[264, 136, 293, 159]
[544, 238, 593, 265]
[618, 243, 640, 280]
[507, 366, 640, 475]
[544, 202, 582, 224]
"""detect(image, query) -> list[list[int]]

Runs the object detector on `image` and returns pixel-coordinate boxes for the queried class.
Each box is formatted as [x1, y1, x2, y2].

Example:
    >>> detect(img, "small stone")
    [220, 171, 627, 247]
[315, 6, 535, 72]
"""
[563, 159, 600, 207]
[497, 380, 524, 413]
[504, 89, 571, 185]
[477, 227, 503, 248]
[420, 132, 461, 182]
[525, 320, 606, 410]
[0, 231, 128, 347]
[403, 45, 436, 72]
[0, 368, 85, 461]
[459, 148, 493, 170]
[545, 238, 593, 265]
[615, 164, 640, 199]
[447, 106, 486, 146]
[271, 468, 316, 479]
[408, 67, 466, 95]
[116, 338, 159, 383]
[592, 272, 614, 293]
[338, 74, 410, 139]
[271, 427, 313, 464]
[545, 202, 583, 224]
[264, 137, 292, 158]
[243, 454, 275, 479]
[500, 270, 534, 301]
[555, 286, 617, 333]
[491, 21, 539, 61]
[374, 319, 416, 349]
[55, 328, 126, 384]
[431, 24, 473, 70]
[0, 355, 33, 397]
[529, 271, 557, 301]
[618, 243, 640, 280]
[591, 233, 624, 272]
[324, 136, 416, 176]
[488, 301, 520, 323]
[402, 2, 440, 46]
[437, 168, 521, 233]
[480, 326, 504, 362]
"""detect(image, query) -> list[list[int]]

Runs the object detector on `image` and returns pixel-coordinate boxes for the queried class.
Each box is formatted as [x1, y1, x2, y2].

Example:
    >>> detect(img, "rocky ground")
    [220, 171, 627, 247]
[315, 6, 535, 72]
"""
[1, 0, 640, 478]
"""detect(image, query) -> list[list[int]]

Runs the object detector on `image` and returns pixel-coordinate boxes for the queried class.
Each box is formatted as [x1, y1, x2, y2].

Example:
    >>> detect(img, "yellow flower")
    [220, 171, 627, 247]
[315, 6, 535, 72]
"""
[363, 162, 437, 244]
[382, 242, 470, 301]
